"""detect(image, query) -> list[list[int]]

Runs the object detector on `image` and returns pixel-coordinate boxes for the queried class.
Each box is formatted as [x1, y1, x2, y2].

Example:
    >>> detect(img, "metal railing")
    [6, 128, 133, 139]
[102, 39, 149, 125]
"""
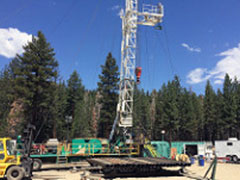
[16, 142, 140, 157]
[142, 4, 163, 15]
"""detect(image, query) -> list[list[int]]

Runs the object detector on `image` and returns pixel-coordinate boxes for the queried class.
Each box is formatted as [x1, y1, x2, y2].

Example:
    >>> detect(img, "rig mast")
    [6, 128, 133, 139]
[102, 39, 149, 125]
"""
[110, 0, 164, 141]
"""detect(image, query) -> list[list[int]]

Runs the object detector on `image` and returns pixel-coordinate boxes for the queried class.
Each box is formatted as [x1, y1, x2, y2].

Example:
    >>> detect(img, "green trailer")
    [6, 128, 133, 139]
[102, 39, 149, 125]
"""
[16, 138, 140, 170]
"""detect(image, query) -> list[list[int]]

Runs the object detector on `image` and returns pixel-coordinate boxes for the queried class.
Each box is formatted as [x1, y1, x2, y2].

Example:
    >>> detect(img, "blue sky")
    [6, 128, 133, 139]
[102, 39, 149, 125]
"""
[0, 0, 240, 94]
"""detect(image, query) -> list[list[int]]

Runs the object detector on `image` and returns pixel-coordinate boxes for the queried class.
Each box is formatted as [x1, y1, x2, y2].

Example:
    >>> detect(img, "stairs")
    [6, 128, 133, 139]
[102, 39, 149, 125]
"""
[57, 156, 68, 164]
[144, 144, 159, 157]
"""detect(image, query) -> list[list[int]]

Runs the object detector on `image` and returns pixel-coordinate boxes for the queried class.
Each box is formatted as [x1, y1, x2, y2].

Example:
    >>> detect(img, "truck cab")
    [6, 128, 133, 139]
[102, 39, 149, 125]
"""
[0, 137, 25, 180]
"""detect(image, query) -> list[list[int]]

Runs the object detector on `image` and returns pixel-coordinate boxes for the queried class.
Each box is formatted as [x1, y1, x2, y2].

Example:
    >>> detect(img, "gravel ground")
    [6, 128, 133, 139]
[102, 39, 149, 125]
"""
[32, 162, 240, 180]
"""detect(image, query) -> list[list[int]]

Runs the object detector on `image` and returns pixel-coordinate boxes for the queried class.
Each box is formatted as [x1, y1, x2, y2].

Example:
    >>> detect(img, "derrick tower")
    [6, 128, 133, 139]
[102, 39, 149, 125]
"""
[110, 0, 164, 141]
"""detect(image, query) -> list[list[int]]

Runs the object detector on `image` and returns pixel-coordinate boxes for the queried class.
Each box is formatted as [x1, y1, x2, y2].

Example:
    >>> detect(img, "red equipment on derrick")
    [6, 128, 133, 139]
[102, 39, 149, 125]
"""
[135, 67, 142, 84]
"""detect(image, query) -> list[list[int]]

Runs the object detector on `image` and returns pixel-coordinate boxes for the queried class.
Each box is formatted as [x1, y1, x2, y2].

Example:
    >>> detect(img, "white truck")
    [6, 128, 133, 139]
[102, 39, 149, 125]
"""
[215, 138, 240, 162]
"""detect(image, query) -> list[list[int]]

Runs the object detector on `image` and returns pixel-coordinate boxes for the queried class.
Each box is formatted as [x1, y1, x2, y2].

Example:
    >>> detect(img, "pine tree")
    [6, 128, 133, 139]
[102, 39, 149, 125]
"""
[12, 31, 59, 142]
[66, 71, 85, 139]
[178, 89, 198, 140]
[232, 77, 240, 138]
[194, 95, 204, 141]
[215, 88, 225, 139]
[54, 81, 68, 140]
[97, 53, 119, 138]
[235, 81, 240, 139]
[0, 67, 14, 136]
[222, 74, 237, 138]
[203, 80, 216, 142]
[66, 71, 85, 118]
[133, 88, 151, 138]
[71, 96, 90, 138]
[149, 90, 157, 139]
[86, 90, 98, 137]
[92, 91, 101, 137]
[153, 87, 164, 140]
[160, 76, 181, 142]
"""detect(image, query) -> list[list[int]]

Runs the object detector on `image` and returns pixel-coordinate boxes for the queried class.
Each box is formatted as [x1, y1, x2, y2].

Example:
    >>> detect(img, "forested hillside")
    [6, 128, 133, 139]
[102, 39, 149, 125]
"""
[0, 31, 240, 143]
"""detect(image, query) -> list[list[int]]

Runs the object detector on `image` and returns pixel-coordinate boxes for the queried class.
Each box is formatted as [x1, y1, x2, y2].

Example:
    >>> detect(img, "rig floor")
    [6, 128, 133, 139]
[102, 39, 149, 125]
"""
[87, 157, 191, 178]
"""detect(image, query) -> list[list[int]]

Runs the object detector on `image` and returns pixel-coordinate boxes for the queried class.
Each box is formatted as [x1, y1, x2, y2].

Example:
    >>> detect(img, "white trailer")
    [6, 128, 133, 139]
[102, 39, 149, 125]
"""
[215, 138, 240, 162]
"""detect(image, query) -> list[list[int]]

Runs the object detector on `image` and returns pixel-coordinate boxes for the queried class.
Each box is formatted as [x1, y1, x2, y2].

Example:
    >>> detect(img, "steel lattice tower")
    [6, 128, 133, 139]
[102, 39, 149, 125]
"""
[110, 0, 164, 141]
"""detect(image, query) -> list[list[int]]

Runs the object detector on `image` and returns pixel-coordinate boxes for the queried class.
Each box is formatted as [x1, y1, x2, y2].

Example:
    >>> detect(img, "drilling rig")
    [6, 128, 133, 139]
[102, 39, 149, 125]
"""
[109, 0, 164, 143]
[87, 1, 191, 176]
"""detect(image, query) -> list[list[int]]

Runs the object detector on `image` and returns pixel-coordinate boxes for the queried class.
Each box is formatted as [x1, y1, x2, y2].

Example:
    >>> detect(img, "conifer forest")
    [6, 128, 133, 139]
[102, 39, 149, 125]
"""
[1, 31, 240, 143]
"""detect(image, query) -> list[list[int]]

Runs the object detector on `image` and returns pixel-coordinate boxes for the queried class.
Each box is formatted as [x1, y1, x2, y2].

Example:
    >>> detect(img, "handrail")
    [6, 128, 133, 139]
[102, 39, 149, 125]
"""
[16, 142, 140, 157]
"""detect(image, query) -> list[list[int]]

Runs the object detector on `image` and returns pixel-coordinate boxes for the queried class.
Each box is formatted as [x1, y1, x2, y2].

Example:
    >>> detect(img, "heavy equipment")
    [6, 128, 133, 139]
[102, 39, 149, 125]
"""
[0, 137, 25, 180]
[0, 124, 35, 180]
[87, 0, 190, 177]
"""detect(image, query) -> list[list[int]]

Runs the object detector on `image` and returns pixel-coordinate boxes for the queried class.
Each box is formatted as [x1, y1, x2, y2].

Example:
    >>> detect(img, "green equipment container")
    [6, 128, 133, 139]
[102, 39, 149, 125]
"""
[151, 141, 170, 158]
[71, 138, 102, 154]
[151, 141, 206, 158]
[171, 141, 204, 155]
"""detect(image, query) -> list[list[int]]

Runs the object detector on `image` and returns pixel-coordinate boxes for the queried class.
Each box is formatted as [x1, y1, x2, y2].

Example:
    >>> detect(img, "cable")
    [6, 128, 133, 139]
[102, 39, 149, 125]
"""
[136, 24, 141, 67]
[151, 29, 159, 89]
[0, 0, 34, 26]
[66, 0, 102, 88]
[72, 0, 102, 87]
[154, 23, 176, 79]
[75, 0, 101, 55]
[144, 27, 152, 89]
[49, 0, 79, 36]
[162, 23, 177, 76]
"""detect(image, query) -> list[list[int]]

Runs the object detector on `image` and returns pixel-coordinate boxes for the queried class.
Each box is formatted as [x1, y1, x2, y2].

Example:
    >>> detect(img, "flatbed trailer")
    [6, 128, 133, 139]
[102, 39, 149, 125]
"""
[26, 141, 140, 170]
[87, 157, 191, 177]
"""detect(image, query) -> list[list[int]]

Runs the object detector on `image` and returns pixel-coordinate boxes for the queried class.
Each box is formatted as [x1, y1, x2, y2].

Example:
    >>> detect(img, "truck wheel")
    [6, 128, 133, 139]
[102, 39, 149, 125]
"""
[6, 166, 24, 180]
[33, 159, 42, 170]
[226, 155, 232, 162]
[232, 155, 238, 163]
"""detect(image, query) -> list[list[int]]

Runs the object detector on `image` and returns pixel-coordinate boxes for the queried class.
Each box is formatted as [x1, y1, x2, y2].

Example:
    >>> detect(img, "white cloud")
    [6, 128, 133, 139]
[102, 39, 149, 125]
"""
[187, 43, 240, 84]
[212, 43, 240, 80]
[181, 43, 201, 53]
[0, 28, 33, 59]
[214, 79, 223, 85]
[187, 68, 211, 84]
[111, 5, 120, 10]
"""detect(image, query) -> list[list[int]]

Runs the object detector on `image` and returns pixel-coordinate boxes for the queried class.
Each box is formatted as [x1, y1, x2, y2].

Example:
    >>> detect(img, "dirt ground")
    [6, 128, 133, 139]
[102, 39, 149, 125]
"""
[32, 162, 240, 180]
